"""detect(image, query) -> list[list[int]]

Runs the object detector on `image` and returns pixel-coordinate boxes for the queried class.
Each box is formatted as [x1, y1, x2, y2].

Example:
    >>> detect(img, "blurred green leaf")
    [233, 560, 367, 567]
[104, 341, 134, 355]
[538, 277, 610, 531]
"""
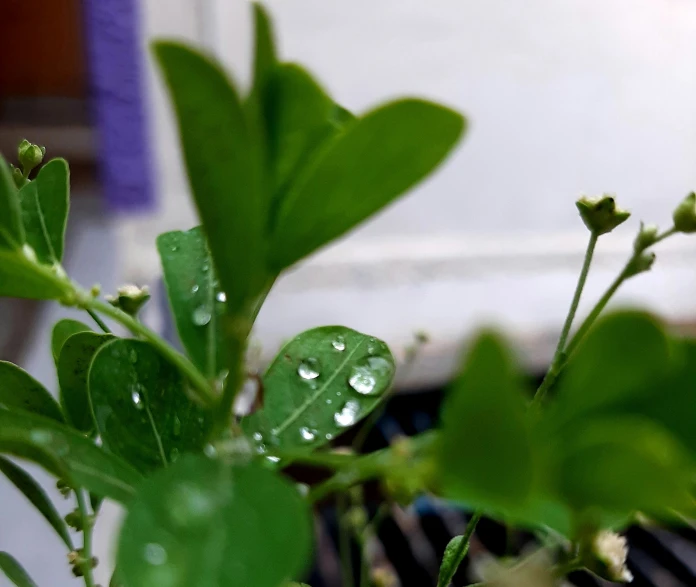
[17, 159, 69, 265]
[269, 98, 465, 270]
[89, 339, 212, 473]
[251, 2, 277, 95]
[438, 332, 536, 512]
[57, 331, 113, 433]
[153, 41, 267, 318]
[0, 551, 37, 587]
[0, 156, 25, 249]
[51, 318, 91, 364]
[0, 456, 73, 549]
[242, 326, 395, 452]
[0, 409, 142, 504]
[157, 227, 227, 379]
[0, 246, 72, 300]
[117, 456, 312, 587]
[0, 361, 63, 422]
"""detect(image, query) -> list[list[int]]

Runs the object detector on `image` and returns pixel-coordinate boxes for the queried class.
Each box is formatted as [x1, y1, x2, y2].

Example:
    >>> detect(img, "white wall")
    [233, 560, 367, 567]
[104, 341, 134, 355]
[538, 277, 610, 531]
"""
[121, 0, 696, 386]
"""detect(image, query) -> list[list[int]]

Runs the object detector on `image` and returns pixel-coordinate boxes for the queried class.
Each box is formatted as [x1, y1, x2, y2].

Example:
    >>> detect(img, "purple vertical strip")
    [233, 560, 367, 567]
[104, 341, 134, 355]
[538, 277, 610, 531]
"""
[83, 0, 155, 211]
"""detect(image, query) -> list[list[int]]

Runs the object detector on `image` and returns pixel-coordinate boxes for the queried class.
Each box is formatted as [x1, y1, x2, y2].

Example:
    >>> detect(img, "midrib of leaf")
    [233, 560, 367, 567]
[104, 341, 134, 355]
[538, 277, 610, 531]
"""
[0, 226, 20, 250]
[273, 338, 366, 435]
[206, 266, 217, 380]
[69, 461, 137, 498]
[33, 189, 58, 263]
[143, 400, 168, 468]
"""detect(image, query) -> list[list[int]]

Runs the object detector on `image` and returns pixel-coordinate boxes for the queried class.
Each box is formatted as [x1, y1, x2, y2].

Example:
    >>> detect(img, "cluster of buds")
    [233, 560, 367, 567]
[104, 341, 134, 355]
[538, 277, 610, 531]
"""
[67, 549, 98, 578]
[9, 139, 46, 188]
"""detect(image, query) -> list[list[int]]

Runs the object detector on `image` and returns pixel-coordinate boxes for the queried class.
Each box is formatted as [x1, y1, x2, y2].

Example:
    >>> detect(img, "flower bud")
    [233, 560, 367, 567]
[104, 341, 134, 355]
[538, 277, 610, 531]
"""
[672, 192, 696, 233]
[64, 509, 84, 531]
[625, 251, 655, 278]
[9, 164, 26, 189]
[633, 222, 659, 253]
[106, 284, 150, 316]
[18, 142, 45, 176]
[586, 530, 633, 583]
[576, 195, 630, 235]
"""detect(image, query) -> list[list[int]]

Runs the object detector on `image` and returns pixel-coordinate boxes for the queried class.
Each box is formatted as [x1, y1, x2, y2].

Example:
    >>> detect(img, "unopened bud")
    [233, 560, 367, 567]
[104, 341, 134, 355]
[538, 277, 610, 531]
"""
[18, 142, 44, 175]
[106, 284, 150, 316]
[633, 222, 659, 252]
[587, 530, 633, 583]
[576, 195, 630, 235]
[625, 251, 655, 278]
[672, 192, 696, 233]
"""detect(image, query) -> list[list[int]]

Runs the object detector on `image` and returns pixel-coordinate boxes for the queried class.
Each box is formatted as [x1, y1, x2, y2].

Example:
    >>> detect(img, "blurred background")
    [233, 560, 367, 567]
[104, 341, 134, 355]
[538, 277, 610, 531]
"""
[3, 0, 696, 585]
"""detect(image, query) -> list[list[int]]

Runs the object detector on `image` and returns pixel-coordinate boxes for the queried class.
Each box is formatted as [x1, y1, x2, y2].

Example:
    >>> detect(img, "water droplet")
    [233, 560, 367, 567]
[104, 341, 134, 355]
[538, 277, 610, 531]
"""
[203, 444, 217, 458]
[172, 416, 182, 437]
[192, 306, 211, 326]
[297, 357, 320, 380]
[131, 387, 144, 410]
[168, 483, 215, 528]
[169, 447, 180, 462]
[201, 263, 209, 272]
[332, 335, 346, 351]
[296, 483, 310, 497]
[325, 399, 332, 405]
[30, 430, 52, 445]
[348, 356, 393, 396]
[216, 291, 227, 303]
[325, 433, 334, 440]
[348, 365, 376, 395]
[191, 284, 199, 294]
[266, 455, 280, 463]
[22, 244, 37, 262]
[144, 543, 167, 566]
[334, 400, 360, 427]
[129, 349, 138, 363]
[299, 427, 316, 443]
[252, 432, 263, 442]
[367, 356, 393, 377]
[171, 245, 179, 252]
[215, 369, 229, 393]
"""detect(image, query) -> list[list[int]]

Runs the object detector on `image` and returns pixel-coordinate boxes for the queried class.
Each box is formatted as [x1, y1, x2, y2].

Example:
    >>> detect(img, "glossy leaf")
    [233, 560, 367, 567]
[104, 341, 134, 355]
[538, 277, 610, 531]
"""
[439, 332, 535, 512]
[153, 42, 267, 317]
[269, 99, 465, 269]
[157, 227, 227, 379]
[57, 331, 113, 432]
[438, 534, 470, 587]
[51, 318, 91, 364]
[0, 156, 25, 249]
[0, 552, 37, 587]
[0, 456, 73, 549]
[242, 326, 395, 452]
[117, 456, 312, 587]
[0, 361, 63, 422]
[17, 159, 69, 264]
[0, 246, 72, 300]
[0, 409, 142, 504]
[89, 339, 212, 473]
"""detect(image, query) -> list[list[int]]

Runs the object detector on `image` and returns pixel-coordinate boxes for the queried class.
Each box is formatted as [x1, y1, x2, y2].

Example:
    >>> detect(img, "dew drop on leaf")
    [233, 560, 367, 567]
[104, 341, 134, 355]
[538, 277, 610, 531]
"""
[203, 444, 217, 458]
[334, 400, 361, 427]
[191, 284, 199, 294]
[266, 455, 280, 463]
[131, 387, 144, 410]
[216, 291, 227, 303]
[252, 432, 263, 442]
[30, 429, 53, 445]
[348, 365, 376, 395]
[192, 306, 212, 326]
[299, 427, 316, 443]
[297, 357, 320, 380]
[331, 335, 346, 351]
[143, 543, 167, 566]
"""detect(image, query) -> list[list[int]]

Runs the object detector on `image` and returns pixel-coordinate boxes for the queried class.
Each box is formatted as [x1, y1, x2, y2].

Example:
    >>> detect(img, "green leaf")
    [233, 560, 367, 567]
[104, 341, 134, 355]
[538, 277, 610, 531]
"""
[51, 318, 91, 363]
[552, 311, 671, 421]
[263, 64, 334, 199]
[556, 417, 695, 518]
[437, 534, 470, 587]
[0, 246, 72, 300]
[0, 456, 73, 549]
[0, 361, 63, 422]
[57, 331, 114, 432]
[438, 332, 535, 512]
[0, 409, 142, 504]
[152, 41, 267, 317]
[242, 326, 395, 452]
[251, 2, 277, 94]
[117, 456, 312, 587]
[17, 159, 70, 265]
[0, 552, 38, 587]
[0, 156, 25, 249]
[269, 98, 465, 270]
[89, 339, 213, 473]
[157, 227, 227, 379]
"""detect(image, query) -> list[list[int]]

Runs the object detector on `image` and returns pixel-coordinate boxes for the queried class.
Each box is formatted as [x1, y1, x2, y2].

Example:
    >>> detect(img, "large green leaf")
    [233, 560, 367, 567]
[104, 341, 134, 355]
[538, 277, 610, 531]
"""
[0, 156, 25, 249]
[269, 98, 465, 269]
[153, 41, 267, 317]
[17, 158, 70, 265]
[0, 361, 63, 422]
[89, 339, 212, 473]
[242, 326, 395, 452]
[250, 2, 277, 95]
[157, 227, 227, 379]
[0, 456, 73, 549]
[51, 318, 91, 363]
[0, 552, 37, 587]
[57, 331, 113, 432]
[0, 246, 72, 300]
[117, 456, 312, 587]
[0, 409, 142, 504]
[438, 332, 536, 513]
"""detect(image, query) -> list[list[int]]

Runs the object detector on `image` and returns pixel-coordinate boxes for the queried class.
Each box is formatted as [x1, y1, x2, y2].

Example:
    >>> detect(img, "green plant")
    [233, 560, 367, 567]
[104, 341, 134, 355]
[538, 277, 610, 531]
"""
[1, 5, 696, 587]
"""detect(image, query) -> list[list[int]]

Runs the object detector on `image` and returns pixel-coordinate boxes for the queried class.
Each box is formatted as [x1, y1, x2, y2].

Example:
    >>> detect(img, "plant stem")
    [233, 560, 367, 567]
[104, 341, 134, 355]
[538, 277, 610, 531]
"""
[75, 489, 96, 587]
[86, 308, 112, 334]
[337, 492, 355, 587]
[534, 232, 598, 403]
[83, 297, 216, 407]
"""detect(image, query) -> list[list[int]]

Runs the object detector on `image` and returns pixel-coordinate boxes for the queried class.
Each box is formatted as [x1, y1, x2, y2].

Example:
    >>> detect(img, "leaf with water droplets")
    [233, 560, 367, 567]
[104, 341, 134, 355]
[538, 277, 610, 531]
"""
[117, 455, 312, 587]
[157, 227, 229, 380]
[57, 331, 113, 433]
[51, 318, 91, 363]
[0, 409, 142, 504]
[0, 361, 63, 422]
[17, 158, 70, 265]
[89, 338, 213, 473]
[0, 551, 38, 587]
[242, 326, 395, 452]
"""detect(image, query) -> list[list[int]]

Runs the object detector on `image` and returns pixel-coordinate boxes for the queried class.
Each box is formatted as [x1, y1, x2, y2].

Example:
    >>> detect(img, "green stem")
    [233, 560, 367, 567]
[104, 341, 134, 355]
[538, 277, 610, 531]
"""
[446, 511, 482, 584]
[534, 232, 598, 402]
[338, 492, 355, 587]
[83, 296, 215, 407]
[75, 489, 96, 587]
[86, 308, 112, 334]
[359, 503, 391, 587]
[553, 557, 583, 579]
